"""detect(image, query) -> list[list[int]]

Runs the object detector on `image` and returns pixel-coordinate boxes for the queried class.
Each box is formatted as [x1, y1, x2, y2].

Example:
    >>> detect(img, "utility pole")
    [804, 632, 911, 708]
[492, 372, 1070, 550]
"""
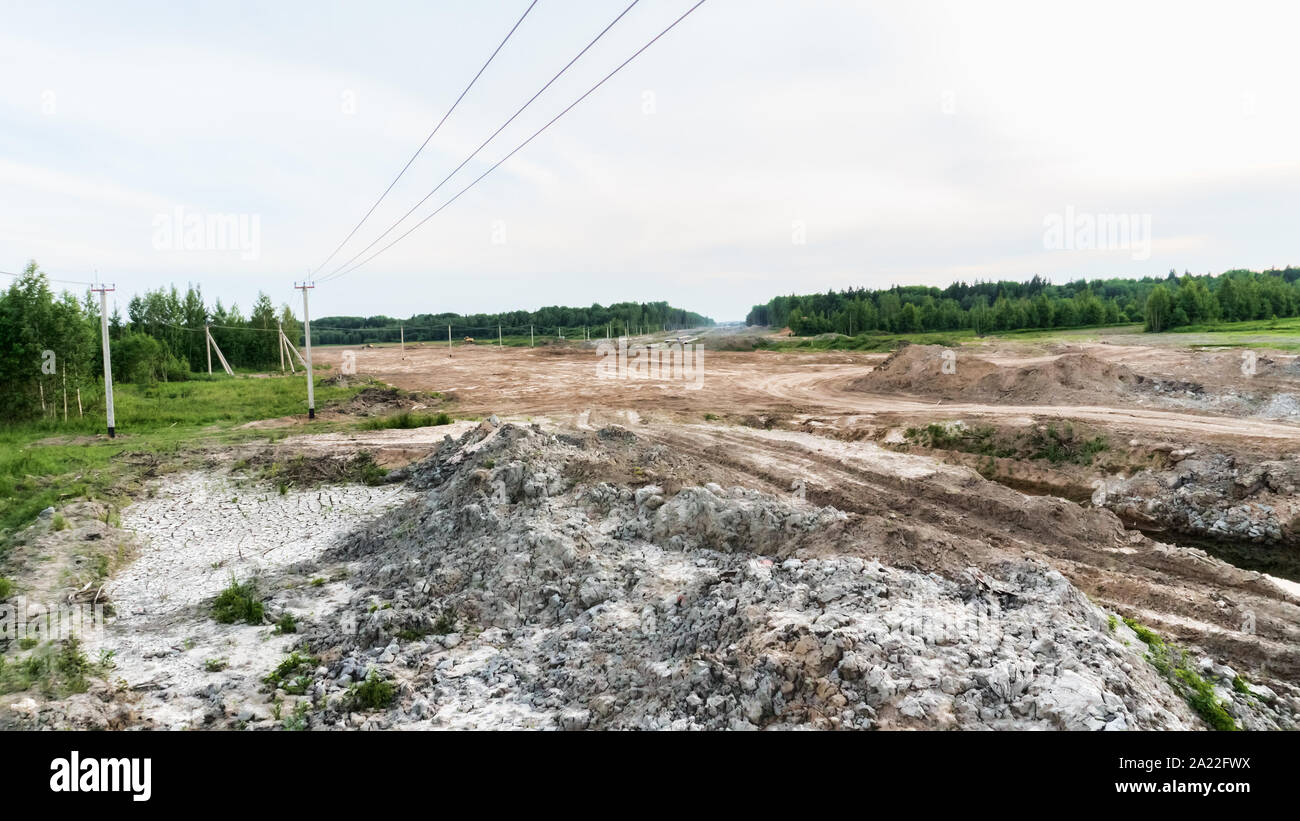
[448, 324, 452, 357]
[206, 322, 213, 375]
[498, 324, 502, 347]
[92, 284, 116, 438]
[530, 324, 534, 347]
[400, 324, 405, 353]
[278, 321, 285, 372]
[295, 281, 316, 419]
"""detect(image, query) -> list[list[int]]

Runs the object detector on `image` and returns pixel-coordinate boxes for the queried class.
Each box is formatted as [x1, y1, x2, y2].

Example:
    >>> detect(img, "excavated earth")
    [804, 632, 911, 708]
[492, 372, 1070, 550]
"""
[3, 334, 1299, 730]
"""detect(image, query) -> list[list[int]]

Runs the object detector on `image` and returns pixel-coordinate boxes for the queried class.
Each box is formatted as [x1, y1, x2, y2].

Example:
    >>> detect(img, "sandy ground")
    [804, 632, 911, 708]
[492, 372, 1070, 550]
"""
[310, 339, 1300, 448]
[6, 331, 1299, 729]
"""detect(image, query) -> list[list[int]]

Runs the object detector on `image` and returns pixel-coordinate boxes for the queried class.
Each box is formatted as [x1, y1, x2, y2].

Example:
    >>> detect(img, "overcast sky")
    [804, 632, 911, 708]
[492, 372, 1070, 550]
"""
[2, 0, 1297, 321]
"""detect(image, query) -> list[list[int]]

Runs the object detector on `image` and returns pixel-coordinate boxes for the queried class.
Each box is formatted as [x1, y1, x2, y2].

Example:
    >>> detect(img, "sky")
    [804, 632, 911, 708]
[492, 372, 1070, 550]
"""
[2, 0, 1298, 322]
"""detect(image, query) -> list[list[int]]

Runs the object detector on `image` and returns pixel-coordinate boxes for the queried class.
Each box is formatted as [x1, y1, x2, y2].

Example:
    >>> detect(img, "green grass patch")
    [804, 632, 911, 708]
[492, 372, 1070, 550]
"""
[212, 578, 265, 625]
[347, 670, 394, 711]
[0, 637, 98, 697]
[903, 421, 1109, 466]
[274, 612, 298, 634]
[0, 374, 366, 556]
[264, 651, 319, 695]
[1123, 617, 1237, 731]
[359, 411, 453, 430]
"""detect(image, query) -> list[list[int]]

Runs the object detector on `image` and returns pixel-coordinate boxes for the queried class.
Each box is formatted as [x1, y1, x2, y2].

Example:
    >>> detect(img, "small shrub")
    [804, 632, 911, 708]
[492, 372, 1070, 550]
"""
[274, 613, 298, 634]
[349, 670, 394, 711]
[361, 411, 453, 431]
[212, 578, 265, 625]
[205, 658, 228, 673]
[264, 651, 318, 695]
[433, 606, 457, 635]
[52, 513, 70, 531]
[0, 576, 12, 600]
[283, 701, 310, 731]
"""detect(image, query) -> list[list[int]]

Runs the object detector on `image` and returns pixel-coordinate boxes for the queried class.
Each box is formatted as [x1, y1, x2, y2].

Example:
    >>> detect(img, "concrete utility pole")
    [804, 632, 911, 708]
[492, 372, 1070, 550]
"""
[92, 284, 116, 437]
[278, 321, 285, 372]
[530, 324, 534, 347]
[498, 324, 502, 347]
[206, 323, 213, 375]
[448, 324, 452, 357]
[400, 324, 404, 353]
[295, 281, 316, 419]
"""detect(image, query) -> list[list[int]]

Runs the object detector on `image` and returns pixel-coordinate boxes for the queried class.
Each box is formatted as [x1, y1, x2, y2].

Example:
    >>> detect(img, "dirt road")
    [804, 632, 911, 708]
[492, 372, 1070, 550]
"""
[316, 342, 1300, 448]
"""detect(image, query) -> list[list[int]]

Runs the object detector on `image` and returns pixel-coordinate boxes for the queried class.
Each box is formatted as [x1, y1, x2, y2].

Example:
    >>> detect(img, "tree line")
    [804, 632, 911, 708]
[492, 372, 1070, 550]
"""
[746, 269, 1300, 336]
[0, 262, 302, 422]
[308, 302, 714, 345]
[0, 261, 715, 422]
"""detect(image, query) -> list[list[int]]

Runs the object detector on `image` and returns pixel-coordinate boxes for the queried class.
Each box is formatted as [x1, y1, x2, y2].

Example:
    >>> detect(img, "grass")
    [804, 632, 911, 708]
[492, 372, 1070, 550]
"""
[0, 373, 365, 556]
[1123, 617, 1237, 731]
[212, 578, 265, 625]
[360, 411, 453, 430]
[274, 612, 298, 634]
[264, 651, 319, 695]
[903, 421, 1109, 466]
[1166, 315, 1300, 351]
[0, 576, 11, 599]
[0, 636, 98, 697]
[257, 452, 388, 487]
[348, 670, 394, 711]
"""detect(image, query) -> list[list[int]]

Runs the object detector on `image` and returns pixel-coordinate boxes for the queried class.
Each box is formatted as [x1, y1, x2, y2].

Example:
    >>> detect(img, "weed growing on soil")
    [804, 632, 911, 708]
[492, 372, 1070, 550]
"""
[205, 658, 228, 673]
[1124, 617, 1237, 731]
[274, 613, 298, 634]
[257, 452, 388, 487]
[348, 670, 394, 711]
[433, 606, 458, 635]
[360, 411, 452, 430]
[904, 422, 1109, 466]
[283, 701, 310, 730]
[212, 578, 265, 624]
[0, 637, 99, 697]
[0, 375, 364, 554]
[264, 651, 319, 694]
[0, 576, 12, 599]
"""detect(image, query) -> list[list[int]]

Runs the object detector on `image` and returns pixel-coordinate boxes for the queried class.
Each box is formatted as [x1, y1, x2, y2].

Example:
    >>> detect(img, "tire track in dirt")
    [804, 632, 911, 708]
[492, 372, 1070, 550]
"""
[634, 423, 1300, 679]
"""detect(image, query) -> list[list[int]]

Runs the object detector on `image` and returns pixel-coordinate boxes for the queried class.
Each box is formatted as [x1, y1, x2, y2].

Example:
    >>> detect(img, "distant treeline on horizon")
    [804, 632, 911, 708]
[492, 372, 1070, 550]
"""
[746, 268, 1300, 335]
[307, 302, 714, 345]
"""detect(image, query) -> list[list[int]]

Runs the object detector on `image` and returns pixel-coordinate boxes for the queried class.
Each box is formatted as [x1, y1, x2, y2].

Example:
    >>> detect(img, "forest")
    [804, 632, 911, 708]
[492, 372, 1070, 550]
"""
[746, 269, 1300, 336]
[306, 302, 713, 346]
[0, 260, 712, 422]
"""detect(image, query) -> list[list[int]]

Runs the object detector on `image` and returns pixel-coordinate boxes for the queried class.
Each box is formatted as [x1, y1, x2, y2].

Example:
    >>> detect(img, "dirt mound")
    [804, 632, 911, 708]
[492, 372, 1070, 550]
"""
[280, 422, 1297, 730]
[852, 344, 1142, 403]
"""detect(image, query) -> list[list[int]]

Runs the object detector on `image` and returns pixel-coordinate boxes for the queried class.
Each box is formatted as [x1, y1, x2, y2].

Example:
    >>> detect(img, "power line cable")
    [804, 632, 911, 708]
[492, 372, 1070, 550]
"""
[308, 0, 540, 278]
[319, 0, 647, 282]
[322, 0, 706, 284]
[0, 268, 98, 288]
